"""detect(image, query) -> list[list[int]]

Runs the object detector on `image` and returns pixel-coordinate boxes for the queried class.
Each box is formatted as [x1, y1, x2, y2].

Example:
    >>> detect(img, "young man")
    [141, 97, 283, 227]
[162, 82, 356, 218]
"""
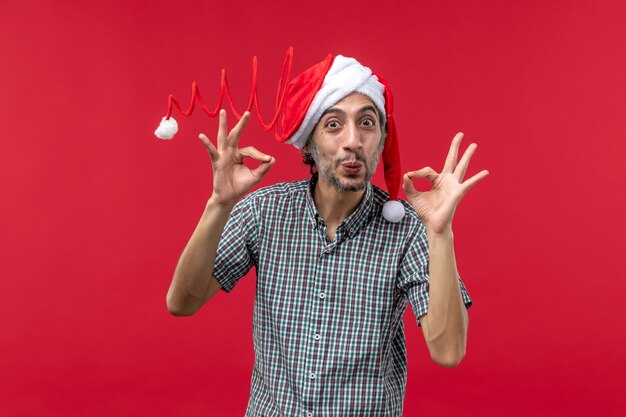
[166, 55, 488, 416]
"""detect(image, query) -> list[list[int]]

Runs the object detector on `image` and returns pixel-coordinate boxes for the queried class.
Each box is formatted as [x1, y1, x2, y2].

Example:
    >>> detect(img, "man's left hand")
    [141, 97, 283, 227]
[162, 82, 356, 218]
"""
[402, 132, 489, 234]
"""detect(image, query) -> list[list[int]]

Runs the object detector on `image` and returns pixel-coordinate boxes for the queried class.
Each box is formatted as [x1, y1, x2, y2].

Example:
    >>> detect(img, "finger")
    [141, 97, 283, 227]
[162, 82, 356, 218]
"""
[250, 157, 276, 181]
[405, 166, 439, 183]
[198, 133, 218, 160]
[227, 111, 250, 148]
[455, 143, 477, 181]
[238, 146, 273, 163]
[442, 132, 464, 173]
[461, 169, 489, 196]
[217, 109, 228, 151]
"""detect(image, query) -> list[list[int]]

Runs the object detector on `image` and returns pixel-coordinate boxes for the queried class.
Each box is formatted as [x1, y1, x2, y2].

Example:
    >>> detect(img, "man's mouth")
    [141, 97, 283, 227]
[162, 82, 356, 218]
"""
[342, 162, 362, 175]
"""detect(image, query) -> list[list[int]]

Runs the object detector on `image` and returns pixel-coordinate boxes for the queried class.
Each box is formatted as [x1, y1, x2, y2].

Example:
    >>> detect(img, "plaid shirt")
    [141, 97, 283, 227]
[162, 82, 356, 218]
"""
[213, 175, 472, 417]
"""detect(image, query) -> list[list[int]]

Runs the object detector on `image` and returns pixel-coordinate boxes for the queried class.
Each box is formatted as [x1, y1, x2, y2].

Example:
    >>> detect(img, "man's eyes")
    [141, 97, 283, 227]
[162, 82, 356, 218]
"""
[324, 118, 376, 128]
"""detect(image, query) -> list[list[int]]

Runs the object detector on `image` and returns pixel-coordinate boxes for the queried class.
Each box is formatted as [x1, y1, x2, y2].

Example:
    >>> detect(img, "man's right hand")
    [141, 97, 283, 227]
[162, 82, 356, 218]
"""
[168, 109, 274, 316]
[199, 109, 275, 206]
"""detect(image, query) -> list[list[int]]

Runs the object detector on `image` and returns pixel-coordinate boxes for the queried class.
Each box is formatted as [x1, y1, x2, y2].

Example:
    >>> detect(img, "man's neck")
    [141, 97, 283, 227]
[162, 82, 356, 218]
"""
[312, 176, 367, 229]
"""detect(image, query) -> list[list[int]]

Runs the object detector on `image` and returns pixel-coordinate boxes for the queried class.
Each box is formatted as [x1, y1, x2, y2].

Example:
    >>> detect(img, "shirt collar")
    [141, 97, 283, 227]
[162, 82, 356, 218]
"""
[304, 173, 374, 239]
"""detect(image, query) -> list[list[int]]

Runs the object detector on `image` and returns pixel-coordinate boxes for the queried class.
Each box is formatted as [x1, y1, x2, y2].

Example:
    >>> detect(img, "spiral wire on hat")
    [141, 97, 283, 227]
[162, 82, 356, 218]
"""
[164, 47, 294, 141]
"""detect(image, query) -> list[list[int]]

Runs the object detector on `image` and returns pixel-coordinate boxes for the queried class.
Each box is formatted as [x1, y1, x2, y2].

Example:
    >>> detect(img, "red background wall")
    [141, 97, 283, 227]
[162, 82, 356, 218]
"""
[1, 1, 625, 416]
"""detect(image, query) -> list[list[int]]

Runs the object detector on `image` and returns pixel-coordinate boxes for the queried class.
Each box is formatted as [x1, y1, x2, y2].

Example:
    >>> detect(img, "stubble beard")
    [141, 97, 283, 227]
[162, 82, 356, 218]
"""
[309, 140, 384, 193]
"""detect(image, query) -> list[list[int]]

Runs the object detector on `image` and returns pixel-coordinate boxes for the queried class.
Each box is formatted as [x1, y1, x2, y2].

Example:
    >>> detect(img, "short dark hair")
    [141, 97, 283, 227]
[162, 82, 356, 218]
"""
[301, 107, 387, 174]
[301, 142, 318, 175]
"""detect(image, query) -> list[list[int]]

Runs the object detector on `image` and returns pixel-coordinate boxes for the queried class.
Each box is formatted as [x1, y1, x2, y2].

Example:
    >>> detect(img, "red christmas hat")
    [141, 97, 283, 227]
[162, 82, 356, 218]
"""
[154, 49, 405, 222]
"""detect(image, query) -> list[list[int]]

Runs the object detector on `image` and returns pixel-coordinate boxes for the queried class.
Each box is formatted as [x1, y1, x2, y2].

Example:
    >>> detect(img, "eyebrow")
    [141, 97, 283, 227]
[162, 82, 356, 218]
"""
[320, 105, 380, 119]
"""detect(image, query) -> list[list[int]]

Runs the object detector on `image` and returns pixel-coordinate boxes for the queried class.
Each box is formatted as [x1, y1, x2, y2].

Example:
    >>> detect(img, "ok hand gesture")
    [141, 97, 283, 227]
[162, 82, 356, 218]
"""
[199, 110, 275, 206]
[402, 133, 489, 234]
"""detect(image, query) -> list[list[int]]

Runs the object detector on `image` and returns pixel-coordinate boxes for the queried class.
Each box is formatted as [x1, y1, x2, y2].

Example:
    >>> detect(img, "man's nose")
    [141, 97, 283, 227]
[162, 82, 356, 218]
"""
[342, 121, 363, 151]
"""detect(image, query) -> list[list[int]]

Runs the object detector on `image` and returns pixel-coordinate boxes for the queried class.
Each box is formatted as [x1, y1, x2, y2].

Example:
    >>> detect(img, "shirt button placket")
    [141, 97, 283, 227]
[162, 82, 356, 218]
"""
[306, 242, 329, 403]
[309, 292, 324, 382]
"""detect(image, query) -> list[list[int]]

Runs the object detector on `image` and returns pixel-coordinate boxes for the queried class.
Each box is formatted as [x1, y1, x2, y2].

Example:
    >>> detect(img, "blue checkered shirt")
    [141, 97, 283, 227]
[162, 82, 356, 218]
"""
[213, 175, 472, 417]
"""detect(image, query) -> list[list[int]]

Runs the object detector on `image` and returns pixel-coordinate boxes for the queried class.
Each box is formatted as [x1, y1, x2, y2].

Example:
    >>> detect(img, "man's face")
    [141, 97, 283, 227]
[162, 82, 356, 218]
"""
[308, 92, 384, 193]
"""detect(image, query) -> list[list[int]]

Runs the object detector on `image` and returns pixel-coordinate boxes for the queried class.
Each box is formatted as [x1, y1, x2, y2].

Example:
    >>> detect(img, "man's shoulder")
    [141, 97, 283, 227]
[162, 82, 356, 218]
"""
[241, 179, 310, 204]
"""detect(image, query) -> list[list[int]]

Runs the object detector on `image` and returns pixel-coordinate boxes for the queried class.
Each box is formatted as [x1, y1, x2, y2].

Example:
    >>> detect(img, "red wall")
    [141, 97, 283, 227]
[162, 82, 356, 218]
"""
[1, 1, 625, 416]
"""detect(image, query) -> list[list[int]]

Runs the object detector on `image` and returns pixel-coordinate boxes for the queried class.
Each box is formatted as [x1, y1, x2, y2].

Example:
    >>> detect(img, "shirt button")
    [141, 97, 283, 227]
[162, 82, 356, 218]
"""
[319, 292, 326, 299]
[309, 372, 316, 379]
[306, 413, 313, 417]
[313, 334, 321, 341]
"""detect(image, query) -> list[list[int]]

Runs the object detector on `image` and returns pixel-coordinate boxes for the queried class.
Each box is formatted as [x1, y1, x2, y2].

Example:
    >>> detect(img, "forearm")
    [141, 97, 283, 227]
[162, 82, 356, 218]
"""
[423, 227, 468, 365]
[166, 198, 234, 315]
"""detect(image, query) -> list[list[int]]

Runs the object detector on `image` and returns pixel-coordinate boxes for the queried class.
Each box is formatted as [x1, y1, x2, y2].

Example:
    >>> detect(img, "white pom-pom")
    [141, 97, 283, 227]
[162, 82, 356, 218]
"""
[382, 200, 405, 223]
[154, 116, 178, 140]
